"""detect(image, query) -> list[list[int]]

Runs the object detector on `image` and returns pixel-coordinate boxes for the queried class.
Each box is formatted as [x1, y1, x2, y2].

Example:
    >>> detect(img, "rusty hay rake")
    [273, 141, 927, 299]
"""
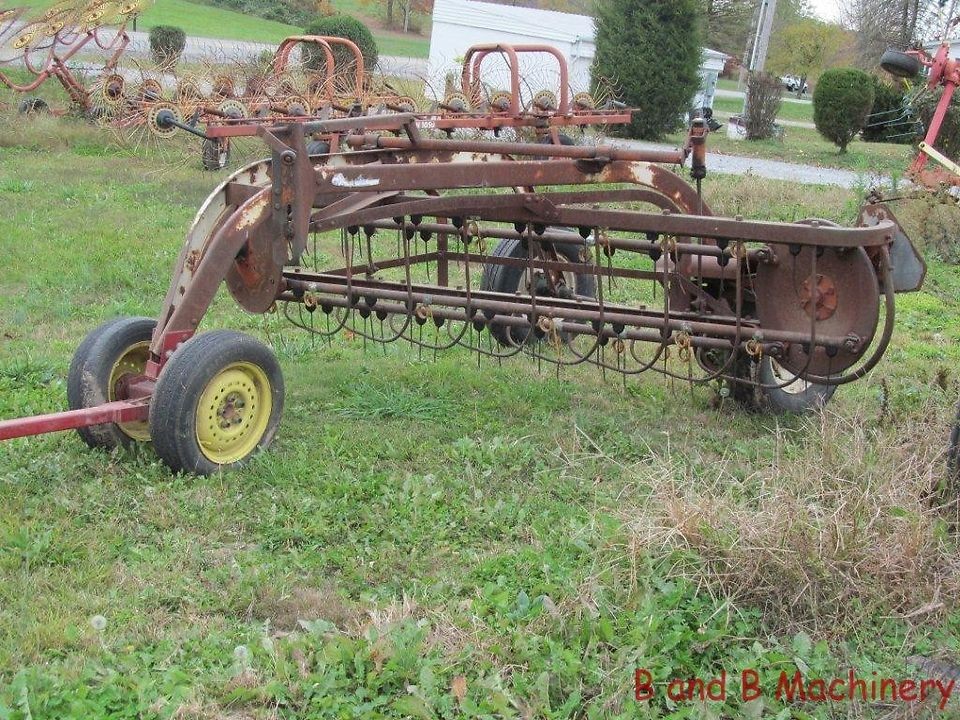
[0, 111, 928, 474]
[0, 0, 140, 115]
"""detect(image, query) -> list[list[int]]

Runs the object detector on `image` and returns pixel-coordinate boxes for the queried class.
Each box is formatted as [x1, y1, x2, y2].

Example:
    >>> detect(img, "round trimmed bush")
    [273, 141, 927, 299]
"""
[303, 15, 378, 76]
[149, 25, 186, 67]
[813, 68, 875, 153]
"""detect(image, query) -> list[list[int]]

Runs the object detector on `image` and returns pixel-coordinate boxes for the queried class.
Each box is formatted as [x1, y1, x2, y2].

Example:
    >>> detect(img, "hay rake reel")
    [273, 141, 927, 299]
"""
[0, 0, 139, 115]
[0, 114, 926, 474]
[138, 41, 634, 170]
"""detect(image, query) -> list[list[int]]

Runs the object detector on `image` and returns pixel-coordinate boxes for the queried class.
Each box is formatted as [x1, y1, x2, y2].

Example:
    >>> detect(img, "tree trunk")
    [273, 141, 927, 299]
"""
[402, 1, 410, 32]
[386, 0, 394, 27]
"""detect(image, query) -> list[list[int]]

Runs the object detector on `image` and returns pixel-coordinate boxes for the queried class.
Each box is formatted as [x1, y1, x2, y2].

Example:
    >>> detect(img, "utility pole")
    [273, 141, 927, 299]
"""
[737, 0, 779, 124]
[737, 0, 779, 90]
[751, 0, 778, 73]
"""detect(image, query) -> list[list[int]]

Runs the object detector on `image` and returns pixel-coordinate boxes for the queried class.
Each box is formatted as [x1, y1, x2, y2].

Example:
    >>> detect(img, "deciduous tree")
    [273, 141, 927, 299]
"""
[841, 0, 958, 68]
[701, 0, 756, 57]
[768, 18, 843, 96]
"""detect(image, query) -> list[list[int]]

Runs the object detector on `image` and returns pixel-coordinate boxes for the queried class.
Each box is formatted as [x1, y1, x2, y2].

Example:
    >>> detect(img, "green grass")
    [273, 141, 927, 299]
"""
[713, 95, 815, 124]
[15, 0, 430, 56]
[717, 77, 741, 92]
[0, 114, 959, 718]
[668, 124, 914, 177]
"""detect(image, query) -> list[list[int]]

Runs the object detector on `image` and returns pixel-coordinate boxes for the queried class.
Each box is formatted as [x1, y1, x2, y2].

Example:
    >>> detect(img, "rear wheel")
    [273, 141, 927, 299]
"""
[150, 331, 284, 475]
[728, 353, 836, 414]
[67, 317, 156, 449]
[480, 238, 596, 347]
[201, 138, 230, 170]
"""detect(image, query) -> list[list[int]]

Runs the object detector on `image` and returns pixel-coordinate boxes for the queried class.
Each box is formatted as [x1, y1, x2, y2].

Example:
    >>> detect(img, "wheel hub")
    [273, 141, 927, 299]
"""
[196, 363, 272, 464]
[109, 341, 151, 441]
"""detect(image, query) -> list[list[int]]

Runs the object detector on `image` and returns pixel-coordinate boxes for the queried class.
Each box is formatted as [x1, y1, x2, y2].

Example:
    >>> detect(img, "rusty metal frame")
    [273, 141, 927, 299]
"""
[0, 115, 924, 443]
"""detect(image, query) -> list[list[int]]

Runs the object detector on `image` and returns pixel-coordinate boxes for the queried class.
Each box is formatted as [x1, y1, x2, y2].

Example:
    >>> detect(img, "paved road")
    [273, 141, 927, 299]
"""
[6, 23, 428, 79]
[616, 138, 886, 189]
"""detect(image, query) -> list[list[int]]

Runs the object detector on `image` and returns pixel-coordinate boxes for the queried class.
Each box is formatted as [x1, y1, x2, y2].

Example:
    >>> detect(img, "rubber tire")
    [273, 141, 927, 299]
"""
[533, 133, 575, 160]
[67, 317, 157, 450]
[881, 49, 922, 79]
[480, 238, 596, 347]
[201, 138, 230, 170]
[756, 356, 836, 414]
[150, 330, 284, 475]
[306, 139, 330, 156]
[18, 97, 48, 114]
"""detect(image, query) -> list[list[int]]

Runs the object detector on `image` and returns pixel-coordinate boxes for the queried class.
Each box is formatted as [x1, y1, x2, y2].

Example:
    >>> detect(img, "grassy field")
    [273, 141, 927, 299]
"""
[0, 112, 959, 719]
[666, 124, 914, 177]
[717, 77, 741, 93]
[14, 0, 431, 57]
[712, 95, 814, 124]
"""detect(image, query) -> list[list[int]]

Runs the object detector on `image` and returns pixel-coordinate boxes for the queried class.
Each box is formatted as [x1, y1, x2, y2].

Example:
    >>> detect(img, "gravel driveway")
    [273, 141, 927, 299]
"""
[616, 139, 886, 189]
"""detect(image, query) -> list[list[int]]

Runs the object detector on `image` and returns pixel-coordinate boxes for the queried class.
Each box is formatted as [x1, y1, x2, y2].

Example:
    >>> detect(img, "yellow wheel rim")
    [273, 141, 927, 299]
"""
[195, 362, 272, 465]
[108, 341, 151, 441]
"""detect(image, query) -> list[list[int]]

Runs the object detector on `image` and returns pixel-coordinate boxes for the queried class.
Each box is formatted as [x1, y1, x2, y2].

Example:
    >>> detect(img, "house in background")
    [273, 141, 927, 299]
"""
[428, 0, 727, 111]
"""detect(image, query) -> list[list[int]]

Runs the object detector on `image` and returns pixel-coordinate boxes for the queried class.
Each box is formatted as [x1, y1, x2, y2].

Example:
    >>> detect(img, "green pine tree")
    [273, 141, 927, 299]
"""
[593, 0, 704, 140]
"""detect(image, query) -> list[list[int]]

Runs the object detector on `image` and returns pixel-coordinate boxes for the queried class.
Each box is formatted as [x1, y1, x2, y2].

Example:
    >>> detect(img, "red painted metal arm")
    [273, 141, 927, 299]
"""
[0, 399, 149, 441]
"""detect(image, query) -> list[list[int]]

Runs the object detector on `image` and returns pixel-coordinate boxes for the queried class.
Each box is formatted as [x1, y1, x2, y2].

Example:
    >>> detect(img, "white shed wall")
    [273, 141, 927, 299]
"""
[428, 0, 726, 109]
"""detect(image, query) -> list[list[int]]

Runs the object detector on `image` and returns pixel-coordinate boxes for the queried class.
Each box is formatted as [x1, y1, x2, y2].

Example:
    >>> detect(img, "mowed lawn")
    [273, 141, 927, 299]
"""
[13, 0, 431, 57]
[0, 114, 959, 718]
[666, 123, 914, 178]
[712, 95, 815, 124]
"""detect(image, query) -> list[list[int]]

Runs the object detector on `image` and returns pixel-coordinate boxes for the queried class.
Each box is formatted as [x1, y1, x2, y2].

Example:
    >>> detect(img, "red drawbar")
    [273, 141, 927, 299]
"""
[0, 400, 149, 441]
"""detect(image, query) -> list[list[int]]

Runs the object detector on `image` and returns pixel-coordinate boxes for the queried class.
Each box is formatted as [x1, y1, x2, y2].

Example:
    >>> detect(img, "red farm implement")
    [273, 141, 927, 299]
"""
[144, 41, 634, 169]
[0, 0, 135, 116]
[0, 113, 927, 474]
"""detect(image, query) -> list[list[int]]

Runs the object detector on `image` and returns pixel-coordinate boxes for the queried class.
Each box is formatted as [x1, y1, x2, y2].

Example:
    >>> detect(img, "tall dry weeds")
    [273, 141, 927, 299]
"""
[619, 400, 960, 636]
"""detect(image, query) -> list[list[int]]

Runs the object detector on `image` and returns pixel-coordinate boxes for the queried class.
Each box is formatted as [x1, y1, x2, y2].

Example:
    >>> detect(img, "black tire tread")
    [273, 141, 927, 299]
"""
[880, 49, 922, 79]
[757, 356, 836, 414]
[18, 97, 48, 114]
[150, 330, 284, 475]
[306, 139, 331, 155]
[480, 238, 595, 347]
[68, 317, 156, 450]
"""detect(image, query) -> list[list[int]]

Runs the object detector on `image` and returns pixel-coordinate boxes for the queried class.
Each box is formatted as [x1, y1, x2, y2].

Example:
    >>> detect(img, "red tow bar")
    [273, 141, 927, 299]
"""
[0, 400, 149, 441]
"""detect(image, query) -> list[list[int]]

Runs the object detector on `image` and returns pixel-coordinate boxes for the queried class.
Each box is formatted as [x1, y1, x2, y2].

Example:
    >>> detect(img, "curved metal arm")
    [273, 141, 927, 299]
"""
[461, 43, 571, 115]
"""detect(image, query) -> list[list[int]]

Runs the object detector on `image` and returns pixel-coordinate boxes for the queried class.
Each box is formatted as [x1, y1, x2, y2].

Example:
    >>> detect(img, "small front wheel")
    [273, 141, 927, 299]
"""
[18, 97, 49, 115]
[68, 316, 157, 450]
[149, 331, 284, 475]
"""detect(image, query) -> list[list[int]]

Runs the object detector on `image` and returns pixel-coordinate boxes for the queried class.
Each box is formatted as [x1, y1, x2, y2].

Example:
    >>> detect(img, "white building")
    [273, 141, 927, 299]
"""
[428, 0, 727, 109]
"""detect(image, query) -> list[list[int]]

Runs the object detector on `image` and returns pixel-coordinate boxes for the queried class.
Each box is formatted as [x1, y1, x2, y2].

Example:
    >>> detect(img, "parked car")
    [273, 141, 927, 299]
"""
[779, 75, 809, 94]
